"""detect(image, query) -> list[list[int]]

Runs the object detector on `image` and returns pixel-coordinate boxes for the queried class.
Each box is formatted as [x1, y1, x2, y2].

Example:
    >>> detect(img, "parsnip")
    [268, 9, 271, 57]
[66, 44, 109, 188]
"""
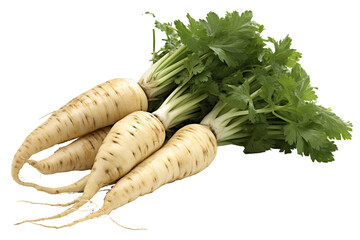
[12, 78, 148, 190]
[16, 78, 210, 223]
[17, 111, 166, 223]
[28, 126, 111, 175]
[15, 10, 353, 229]
[19, 124, 217, 228]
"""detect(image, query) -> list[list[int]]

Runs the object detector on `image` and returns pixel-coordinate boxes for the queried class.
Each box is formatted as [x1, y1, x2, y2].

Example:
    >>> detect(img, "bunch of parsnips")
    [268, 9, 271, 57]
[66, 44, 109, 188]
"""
[12, 11, 352, 228]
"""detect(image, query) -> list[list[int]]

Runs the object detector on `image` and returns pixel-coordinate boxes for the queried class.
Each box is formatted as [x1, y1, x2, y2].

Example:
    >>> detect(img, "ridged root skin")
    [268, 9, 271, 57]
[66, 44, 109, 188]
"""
[22, 124, 217, 228]
[23, 127, 111, 195]
[12, 78, 148, 187]
[27, 126, 111, 175]
[16, 111, 166, 225]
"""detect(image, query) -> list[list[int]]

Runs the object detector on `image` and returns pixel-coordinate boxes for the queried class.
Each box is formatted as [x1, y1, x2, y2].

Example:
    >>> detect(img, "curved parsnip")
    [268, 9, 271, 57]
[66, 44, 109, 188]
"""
[24, 124, 217, 228]
[18, 111, 166, 224]
[28, 126, 111, 175]
[12, 78, 148, 189]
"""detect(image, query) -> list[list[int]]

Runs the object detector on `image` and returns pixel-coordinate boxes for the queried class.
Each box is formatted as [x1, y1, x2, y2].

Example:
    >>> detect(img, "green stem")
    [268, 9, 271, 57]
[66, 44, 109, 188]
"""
[201, 100, 287, 143]
[155, 64, 186, 86]
[225, 105, 285, 118]
[156, 58, 188, 80]
[152, 83, 208, 130]
[139, 45, 189, 99]
[272, 110, 295, 124]
[152, 29, 156, 60]
[267, 125, 283, 130]
[250, 88, 261, 99]
[246, 74, 256, 84]
[167, 93, 208, 127]
[267, 130, 283, 135]
[217, 131, 251, 144]
[156, 45, 187, 73]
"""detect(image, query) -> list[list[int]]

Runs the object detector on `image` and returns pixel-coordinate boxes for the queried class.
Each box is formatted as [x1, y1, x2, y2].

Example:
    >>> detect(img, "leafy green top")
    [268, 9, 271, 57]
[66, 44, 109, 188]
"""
[175, 11, 264, 68]
[141, 10, 268, 132]
[139, 11, 265, 104]
[200, 35, 352, 162]
[142, 11, 352, 162]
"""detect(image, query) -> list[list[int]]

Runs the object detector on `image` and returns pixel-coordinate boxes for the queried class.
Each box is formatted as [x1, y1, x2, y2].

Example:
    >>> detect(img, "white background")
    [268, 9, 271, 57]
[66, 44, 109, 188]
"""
[1, 0, 359, 239]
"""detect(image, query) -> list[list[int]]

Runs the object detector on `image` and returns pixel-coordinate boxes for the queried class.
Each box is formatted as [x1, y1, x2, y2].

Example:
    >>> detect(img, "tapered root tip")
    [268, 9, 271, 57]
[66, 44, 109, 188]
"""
[17, 199, 77, 207]
[14, 197, 89, 225]
[17, 208, 109, 229]
[27, 160, 46, 174]
[27, 160, 36, 166]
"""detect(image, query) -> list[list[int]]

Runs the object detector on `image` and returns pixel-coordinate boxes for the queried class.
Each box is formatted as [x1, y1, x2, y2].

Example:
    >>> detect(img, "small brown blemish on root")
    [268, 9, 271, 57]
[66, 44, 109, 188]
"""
[153, 176, 158, 183]
[69, 116, 74, 126]
[81, 117, 86, 126]
[125, 175, 133, 182]
[202, 148, 208, 156]
[105, 169, 110, 174]
[184, 146, 191, 154]
[88, 140, 95, 150]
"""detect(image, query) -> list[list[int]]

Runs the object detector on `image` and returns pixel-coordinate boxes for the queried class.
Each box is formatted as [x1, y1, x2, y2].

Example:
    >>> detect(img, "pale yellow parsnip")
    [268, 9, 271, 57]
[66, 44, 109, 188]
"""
[12, 78, 148, 190]
[25, 127, 112, 195]
[28, 126, 111, 175]
[17, 111, 166, 224]
[25, 124, 217, 228]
